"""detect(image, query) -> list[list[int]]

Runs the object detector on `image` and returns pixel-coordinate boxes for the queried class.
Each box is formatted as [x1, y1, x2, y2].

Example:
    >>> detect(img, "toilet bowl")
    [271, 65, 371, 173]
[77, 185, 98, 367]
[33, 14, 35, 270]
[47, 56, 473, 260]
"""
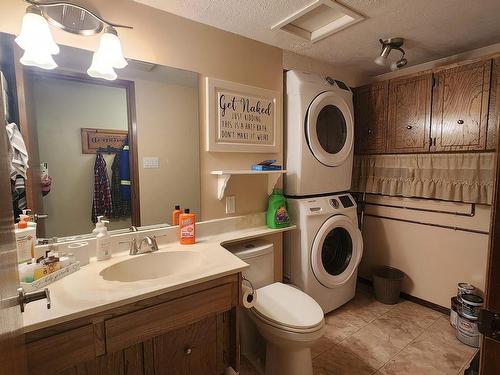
[224, 240, 325, 375]
[249, 282, 325, 375]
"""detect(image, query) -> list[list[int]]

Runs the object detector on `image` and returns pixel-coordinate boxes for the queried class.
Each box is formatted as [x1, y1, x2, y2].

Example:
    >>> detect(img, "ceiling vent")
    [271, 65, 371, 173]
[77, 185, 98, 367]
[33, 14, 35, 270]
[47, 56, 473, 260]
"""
[272, 0, 364, 43]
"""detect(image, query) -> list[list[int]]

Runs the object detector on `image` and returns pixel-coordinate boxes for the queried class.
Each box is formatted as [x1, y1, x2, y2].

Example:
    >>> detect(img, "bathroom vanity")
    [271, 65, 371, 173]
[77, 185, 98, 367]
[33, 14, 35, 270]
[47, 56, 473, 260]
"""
[25, 274, 240, 375]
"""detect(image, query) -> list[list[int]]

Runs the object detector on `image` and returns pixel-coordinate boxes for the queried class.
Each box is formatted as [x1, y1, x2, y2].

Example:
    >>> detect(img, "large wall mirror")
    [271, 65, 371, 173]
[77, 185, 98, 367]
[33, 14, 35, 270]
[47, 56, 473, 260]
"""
[0, 32, 201, 241]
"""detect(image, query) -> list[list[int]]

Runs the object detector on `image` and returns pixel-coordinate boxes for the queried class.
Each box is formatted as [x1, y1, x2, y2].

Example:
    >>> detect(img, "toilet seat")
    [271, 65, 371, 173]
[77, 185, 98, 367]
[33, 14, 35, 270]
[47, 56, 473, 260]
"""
[251, 282, 324, 333]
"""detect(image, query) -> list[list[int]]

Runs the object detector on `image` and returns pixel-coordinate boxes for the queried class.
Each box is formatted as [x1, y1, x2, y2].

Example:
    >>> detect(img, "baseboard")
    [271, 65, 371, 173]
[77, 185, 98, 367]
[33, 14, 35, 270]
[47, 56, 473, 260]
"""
[357, 277, 450, 315]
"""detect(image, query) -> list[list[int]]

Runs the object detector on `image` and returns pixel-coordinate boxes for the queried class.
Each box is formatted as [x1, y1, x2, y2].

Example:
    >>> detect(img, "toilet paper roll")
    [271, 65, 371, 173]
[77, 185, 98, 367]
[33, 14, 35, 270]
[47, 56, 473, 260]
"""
[242, 284, 257, 309]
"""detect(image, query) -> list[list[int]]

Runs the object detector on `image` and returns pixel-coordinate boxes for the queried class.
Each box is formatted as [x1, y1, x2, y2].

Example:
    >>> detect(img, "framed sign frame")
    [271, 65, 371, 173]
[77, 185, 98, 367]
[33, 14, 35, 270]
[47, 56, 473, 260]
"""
[205, 77, 281, 153]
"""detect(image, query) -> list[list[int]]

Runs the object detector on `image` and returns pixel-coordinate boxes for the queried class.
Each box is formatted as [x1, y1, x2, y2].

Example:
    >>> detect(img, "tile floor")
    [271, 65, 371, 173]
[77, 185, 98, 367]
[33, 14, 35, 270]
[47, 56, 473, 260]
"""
[241, 288, 478, 375]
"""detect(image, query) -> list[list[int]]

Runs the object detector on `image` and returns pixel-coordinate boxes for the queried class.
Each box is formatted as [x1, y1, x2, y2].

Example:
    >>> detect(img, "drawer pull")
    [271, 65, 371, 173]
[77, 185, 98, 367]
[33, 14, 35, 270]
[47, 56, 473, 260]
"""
[185, 347, 192, 355]
[406, 125, 413, 130]
[457, 119, 464, 124]
[367, 129, 373, 135]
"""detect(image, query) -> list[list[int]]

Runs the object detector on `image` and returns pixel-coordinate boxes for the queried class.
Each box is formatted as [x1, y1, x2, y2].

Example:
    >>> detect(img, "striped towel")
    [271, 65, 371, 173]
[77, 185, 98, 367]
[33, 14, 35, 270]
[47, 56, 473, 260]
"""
[5, 123, 29, 180]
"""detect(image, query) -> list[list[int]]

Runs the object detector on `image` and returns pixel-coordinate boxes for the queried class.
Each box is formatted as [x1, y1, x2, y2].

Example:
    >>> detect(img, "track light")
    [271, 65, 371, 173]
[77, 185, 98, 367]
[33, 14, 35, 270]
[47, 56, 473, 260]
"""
[16, 0, 132, 79]
[374, 37, 408, 70]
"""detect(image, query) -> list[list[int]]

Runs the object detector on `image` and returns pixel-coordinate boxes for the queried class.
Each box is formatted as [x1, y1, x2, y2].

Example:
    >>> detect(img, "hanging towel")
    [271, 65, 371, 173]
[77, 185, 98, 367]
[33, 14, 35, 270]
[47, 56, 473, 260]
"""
[1, 71, 10, 123]
[5, 123, 29, 180]
[110, 152, 131, 218]
[92, 153, 112, 223]
[119, 142, 131, 201]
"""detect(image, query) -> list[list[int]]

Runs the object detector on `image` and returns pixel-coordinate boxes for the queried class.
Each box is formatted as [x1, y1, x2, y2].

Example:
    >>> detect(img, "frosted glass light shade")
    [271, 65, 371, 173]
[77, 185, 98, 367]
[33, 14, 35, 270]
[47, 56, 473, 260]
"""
[374, 55, 387, 66]
[15, 12, 59, 55]
[87, 53, 118, 81]
[20, 48, 57, 70]
[95, 30, 127, 69]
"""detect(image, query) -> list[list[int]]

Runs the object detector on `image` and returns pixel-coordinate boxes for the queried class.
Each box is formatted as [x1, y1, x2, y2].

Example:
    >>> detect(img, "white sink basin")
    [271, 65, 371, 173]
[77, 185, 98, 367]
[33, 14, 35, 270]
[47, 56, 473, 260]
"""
[100, 251, 200, 282]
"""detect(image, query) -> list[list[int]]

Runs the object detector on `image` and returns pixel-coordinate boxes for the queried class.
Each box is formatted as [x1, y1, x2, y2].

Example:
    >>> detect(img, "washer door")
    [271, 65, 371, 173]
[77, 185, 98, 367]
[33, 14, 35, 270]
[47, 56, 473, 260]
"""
[306, 91, 353, 167]
[311, 215, 363, 288]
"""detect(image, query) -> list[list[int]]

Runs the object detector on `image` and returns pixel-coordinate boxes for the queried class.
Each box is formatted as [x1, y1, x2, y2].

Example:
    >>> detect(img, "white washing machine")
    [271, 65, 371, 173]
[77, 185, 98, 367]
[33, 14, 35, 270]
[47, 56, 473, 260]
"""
[284, 193, 363, 313]
[285, 70, 354, 196]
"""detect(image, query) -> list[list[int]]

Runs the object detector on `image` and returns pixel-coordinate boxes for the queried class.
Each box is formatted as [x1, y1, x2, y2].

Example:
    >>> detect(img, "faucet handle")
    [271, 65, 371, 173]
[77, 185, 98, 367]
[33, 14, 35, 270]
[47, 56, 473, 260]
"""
[119, 238, 139, 255]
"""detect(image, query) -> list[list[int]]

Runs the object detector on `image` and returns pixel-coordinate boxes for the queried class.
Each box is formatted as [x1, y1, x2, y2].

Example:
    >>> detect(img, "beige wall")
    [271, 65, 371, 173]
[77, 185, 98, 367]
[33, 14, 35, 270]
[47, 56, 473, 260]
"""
[359, 195, 490, 308]
[0, 0, 284, 222]
[32, 77, 131, 237]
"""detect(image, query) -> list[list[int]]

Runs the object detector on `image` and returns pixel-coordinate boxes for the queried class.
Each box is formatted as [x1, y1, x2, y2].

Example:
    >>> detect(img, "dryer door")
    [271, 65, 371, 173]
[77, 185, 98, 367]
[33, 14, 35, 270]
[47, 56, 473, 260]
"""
[306, 91, 353, 167]
[311, 215, 363, 288]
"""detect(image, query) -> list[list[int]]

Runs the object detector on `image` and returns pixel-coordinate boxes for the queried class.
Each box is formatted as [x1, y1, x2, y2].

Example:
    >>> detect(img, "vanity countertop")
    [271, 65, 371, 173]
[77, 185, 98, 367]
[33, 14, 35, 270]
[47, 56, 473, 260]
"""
[22, 222, 296, 333]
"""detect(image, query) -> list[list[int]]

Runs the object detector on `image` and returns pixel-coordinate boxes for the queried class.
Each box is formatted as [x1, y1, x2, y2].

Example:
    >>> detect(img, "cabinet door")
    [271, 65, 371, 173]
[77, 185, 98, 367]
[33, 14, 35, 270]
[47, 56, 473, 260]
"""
[387, 73, 432, 153]
[486, 57, 500, 150]
[151, 316, 218, 375]
[354, 82, 388, 154]
[432, 60, 492, 151]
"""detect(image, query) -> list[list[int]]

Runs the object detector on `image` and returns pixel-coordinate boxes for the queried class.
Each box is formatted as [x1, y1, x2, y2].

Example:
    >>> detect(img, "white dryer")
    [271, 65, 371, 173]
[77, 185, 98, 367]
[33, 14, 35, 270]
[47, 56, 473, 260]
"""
[284, 193, 363, 313]
[285, 70, 354, 196]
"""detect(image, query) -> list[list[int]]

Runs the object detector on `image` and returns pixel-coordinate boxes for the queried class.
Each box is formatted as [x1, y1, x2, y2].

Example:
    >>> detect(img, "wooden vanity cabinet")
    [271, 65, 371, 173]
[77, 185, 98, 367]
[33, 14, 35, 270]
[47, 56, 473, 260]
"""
[24, 274, 240, 375]
[431, 60, 492, 152]
[353, 81, 388, 154]
[487, 57, 500, 150]
[386, 73, 432, 153]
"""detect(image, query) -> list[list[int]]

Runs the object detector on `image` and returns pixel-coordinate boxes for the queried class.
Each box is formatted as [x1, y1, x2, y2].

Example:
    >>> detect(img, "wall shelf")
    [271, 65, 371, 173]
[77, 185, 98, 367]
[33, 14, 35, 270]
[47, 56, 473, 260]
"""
[210, 170, 287, 200]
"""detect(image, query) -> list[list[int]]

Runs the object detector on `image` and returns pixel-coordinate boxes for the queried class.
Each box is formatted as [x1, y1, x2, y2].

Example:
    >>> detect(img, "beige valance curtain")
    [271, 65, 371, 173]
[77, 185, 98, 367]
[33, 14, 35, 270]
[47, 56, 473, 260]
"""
[352, 152, 496, 205]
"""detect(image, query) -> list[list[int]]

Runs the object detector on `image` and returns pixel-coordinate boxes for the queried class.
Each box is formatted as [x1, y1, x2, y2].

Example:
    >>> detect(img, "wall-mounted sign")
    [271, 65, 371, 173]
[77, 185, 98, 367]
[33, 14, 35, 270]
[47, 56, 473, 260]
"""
[81, 128, 128, 154]
[206, 78, 281, 153]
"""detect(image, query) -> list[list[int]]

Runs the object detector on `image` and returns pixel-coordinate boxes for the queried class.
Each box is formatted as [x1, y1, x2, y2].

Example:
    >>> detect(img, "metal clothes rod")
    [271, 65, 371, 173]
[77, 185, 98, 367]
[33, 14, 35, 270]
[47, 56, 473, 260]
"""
[364, 214, 489, 235]
[365, 201, 475, 217]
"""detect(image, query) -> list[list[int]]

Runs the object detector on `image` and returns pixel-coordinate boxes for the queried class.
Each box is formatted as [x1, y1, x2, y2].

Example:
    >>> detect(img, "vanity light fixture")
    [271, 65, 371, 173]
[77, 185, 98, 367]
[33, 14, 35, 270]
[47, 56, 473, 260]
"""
[374, 37, 408, 71]
[16, 0, 132, 79]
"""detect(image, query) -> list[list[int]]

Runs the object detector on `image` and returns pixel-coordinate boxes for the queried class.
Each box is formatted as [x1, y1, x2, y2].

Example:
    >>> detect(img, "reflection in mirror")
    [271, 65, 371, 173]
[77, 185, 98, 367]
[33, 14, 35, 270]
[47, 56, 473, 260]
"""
[0, 33, 200, 241]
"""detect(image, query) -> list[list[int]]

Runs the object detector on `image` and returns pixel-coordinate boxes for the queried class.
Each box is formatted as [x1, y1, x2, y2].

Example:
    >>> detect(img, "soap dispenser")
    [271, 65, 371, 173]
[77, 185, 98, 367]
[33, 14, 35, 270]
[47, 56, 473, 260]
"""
[95, 217, 111, 261]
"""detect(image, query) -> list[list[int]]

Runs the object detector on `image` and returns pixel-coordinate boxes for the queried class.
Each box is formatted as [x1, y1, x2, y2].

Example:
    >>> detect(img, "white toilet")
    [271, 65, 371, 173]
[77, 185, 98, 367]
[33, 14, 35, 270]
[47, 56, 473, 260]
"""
[227, 240, 325, 375]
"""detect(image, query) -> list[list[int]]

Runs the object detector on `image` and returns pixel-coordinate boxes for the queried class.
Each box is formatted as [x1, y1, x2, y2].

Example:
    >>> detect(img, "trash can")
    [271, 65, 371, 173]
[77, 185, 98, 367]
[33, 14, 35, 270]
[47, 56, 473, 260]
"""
[373, 266, 405, 305]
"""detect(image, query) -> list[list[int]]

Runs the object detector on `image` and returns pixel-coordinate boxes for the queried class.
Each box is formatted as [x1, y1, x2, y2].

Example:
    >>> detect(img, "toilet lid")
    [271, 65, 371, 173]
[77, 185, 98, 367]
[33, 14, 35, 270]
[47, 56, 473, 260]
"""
[253, 283, 324, 330]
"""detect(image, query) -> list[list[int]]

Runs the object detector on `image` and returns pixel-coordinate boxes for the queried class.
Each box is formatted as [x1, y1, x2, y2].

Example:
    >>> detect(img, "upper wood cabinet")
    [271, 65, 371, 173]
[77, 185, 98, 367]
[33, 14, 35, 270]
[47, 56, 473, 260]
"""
[487, 57, 500, 150]
[431, 60, 492, 151]
[353, 81, 388, 154]
[386, 73, 432, 153]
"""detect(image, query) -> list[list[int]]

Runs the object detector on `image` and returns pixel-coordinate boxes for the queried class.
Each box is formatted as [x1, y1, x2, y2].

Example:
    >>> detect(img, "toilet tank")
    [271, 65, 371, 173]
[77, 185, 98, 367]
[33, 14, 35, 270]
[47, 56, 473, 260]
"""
[225, 240, 274, 289]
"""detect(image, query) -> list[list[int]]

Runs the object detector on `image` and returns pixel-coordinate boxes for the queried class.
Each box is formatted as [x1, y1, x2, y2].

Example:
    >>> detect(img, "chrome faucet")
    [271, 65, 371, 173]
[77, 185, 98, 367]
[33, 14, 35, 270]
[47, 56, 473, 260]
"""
[120, 235, 161, 255]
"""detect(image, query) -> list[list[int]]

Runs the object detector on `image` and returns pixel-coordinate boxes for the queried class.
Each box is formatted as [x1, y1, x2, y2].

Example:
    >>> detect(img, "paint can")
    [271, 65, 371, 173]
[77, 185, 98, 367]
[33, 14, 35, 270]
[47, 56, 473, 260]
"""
[457, 283, 476, 298]
[460, 293, 483, 320]
[456, 314, 480, 348]
[450, 296, 460, 328]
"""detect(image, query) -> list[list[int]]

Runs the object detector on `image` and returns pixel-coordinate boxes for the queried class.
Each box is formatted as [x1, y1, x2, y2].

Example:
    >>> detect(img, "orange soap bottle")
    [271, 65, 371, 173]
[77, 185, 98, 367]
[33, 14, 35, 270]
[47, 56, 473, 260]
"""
[172, 205, 181, 225]
[179, 209, 196, 245]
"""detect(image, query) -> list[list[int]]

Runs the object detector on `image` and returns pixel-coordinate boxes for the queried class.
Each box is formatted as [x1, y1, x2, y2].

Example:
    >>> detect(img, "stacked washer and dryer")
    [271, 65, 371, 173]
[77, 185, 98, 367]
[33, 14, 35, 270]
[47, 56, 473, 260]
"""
[284, 71, 363, 313]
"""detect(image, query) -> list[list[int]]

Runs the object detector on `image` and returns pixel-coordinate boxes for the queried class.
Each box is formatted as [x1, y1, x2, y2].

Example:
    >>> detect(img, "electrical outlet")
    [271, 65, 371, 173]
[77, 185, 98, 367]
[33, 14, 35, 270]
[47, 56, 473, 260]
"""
[226, 196, 236, 214]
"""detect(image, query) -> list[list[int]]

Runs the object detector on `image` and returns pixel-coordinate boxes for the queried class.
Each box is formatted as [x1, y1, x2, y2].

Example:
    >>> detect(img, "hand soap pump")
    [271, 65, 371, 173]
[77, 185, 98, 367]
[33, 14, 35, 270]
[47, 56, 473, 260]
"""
[95, 216, 111, 261]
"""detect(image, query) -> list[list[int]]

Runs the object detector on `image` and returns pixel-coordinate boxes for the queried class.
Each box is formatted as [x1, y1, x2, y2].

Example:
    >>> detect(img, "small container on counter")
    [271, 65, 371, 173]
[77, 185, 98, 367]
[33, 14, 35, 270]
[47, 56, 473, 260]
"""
[460, 293, 483, 320]
[456, 314, 480, 348]
[457, 283, 476, 298]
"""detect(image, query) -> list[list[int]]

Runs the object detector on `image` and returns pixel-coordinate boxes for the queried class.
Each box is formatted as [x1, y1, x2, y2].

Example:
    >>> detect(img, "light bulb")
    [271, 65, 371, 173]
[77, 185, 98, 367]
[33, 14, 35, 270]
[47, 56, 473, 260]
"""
[374, 55, 388, 66]
[16, 12, 59, 54]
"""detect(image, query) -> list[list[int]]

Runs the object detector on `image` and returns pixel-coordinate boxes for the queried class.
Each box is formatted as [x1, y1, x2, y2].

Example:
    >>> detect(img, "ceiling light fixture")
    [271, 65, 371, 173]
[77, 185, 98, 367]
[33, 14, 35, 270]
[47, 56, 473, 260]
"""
[16, 0, 132, 79]
[374, 37, 408, 71]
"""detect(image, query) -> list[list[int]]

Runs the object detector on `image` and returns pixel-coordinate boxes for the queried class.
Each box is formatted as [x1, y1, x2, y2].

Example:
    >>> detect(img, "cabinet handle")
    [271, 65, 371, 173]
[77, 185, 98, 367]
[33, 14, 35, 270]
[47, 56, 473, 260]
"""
[184, 347, 192, 355]
[457, 120, 464, 124]
[406, 125, 413, 130]
[367, 129, 372, 135]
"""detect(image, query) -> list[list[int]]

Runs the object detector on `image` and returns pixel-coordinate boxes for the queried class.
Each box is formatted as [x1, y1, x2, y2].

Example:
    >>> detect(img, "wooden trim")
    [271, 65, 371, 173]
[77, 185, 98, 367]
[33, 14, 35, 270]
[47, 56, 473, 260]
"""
[357, 277, 449, 315]
[23, 67, 142, 227]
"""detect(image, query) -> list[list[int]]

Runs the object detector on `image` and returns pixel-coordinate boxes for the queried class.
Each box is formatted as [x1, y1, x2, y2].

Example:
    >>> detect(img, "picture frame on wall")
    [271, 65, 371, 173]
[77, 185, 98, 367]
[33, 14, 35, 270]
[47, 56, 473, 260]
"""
[205, 77, 281, 153]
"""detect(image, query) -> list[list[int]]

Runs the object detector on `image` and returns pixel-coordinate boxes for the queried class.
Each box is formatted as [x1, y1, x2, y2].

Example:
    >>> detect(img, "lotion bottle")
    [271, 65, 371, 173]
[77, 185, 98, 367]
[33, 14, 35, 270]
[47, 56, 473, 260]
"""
[95, 219, 111, 261]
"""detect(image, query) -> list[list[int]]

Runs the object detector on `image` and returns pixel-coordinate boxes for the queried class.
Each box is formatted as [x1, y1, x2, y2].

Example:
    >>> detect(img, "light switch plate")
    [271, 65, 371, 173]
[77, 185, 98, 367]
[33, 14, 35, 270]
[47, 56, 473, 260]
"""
[143, 157, 160, 169]
[226, 196, 236, 214]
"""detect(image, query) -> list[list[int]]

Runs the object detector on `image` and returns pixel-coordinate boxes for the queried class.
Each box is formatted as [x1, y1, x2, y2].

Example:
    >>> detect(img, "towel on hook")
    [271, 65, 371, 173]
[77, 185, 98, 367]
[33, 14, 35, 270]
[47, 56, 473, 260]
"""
[5, 123, 29, 180]
[92, 153, 112, 223]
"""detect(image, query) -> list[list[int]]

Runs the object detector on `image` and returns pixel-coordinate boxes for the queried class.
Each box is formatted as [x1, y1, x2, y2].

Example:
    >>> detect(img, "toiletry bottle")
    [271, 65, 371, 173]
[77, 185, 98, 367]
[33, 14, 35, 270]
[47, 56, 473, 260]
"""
[179, 209, 196, 245]
[172, 204, 182, 225]
[96, 219, 112, 261]
[15, 218, 36, 263]
[266, 189, 291, 229]
[93, 216, 106, 236]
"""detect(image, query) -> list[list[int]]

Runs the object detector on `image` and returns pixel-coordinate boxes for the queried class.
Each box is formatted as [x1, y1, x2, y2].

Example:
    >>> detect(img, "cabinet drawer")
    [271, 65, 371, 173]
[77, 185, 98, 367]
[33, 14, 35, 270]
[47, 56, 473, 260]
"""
[27, 324, 96, 375]
[105, 283, 233, 353]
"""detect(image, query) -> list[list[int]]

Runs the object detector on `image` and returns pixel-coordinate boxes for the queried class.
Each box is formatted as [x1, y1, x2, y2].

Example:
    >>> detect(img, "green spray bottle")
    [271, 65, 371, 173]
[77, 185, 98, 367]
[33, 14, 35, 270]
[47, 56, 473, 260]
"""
[266, 189, 291, 229]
